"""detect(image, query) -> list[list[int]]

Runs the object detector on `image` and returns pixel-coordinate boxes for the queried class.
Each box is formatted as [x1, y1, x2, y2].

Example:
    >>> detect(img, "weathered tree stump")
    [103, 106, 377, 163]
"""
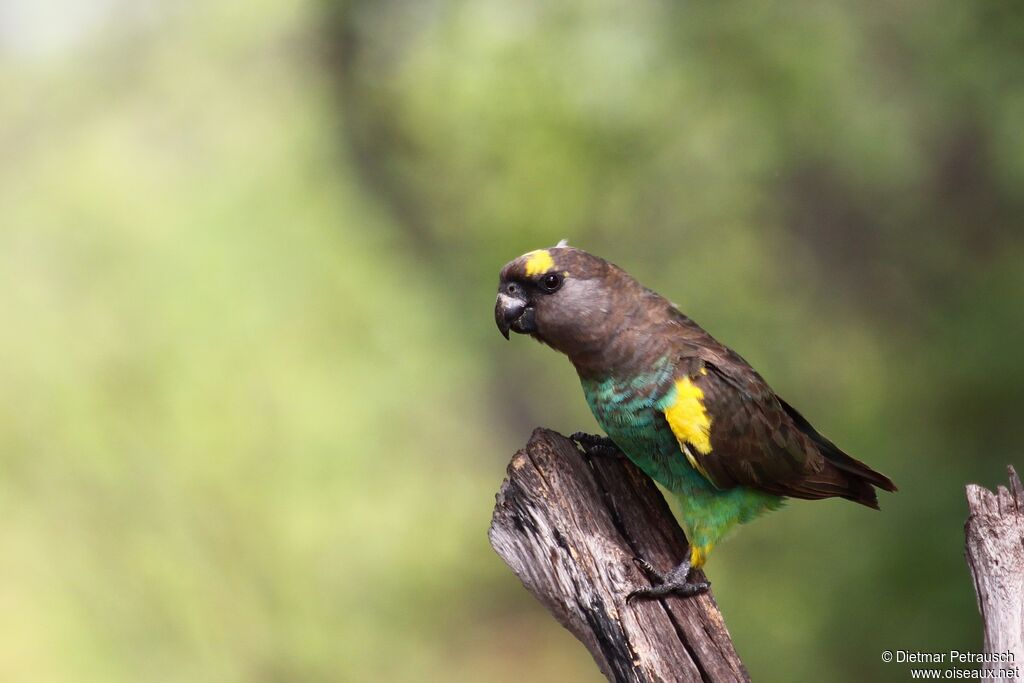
[965, 466, 1024, 675]
[489, 428, 750, 683]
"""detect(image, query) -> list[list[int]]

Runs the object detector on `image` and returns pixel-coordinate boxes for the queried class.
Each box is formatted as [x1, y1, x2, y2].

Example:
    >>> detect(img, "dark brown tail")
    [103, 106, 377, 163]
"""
[778, 398, 897, 509]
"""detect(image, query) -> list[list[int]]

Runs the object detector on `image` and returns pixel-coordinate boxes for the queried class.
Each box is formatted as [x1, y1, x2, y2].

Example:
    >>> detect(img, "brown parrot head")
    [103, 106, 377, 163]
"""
[495, 244, 652, 363]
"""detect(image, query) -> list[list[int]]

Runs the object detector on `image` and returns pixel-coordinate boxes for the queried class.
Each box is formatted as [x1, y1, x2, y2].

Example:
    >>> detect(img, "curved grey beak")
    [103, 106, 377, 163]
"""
[495, 292, 527, 340]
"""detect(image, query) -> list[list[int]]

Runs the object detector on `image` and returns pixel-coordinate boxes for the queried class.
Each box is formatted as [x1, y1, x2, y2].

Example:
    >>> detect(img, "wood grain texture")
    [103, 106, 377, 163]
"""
[489, 428, 750, 683]
[965, 466, 1024, 674]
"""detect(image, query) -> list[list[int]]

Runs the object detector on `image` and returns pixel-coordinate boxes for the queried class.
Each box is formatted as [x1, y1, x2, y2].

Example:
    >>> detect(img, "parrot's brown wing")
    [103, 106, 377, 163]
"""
[663, 355, 893, 507]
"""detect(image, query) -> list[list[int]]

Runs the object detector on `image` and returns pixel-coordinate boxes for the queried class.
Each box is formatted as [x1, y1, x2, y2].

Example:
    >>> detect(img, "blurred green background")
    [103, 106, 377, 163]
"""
[1, 0, 1022, 681]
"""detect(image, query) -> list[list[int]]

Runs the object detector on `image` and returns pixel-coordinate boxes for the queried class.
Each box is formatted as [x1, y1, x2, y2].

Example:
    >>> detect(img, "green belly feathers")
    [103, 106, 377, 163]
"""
[580, 360, 783, 566]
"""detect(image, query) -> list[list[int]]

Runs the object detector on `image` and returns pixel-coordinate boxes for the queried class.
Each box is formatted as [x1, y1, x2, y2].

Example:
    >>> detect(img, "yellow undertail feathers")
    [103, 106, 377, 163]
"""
[690, 543, 713, 569]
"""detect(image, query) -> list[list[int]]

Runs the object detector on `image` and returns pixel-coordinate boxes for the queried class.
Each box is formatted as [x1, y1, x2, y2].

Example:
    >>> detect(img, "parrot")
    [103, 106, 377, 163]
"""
[494, 243, 897, 601]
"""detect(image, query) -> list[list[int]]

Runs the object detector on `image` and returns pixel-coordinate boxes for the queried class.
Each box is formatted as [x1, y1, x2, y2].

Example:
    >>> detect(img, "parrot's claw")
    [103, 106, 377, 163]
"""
[632, 557, 663, 583]
[627, 581, 710, 603]
[626, 557, 710, 604]
[571, 432, 621, 458]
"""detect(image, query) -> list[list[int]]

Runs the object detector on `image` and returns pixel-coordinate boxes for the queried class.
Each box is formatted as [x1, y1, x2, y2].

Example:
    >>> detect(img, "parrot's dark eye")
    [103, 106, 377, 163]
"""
[540, 272, 563, 293]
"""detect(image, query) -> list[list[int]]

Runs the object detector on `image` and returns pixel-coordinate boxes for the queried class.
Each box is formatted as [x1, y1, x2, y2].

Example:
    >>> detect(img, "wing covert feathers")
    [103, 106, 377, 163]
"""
[665, 360, 896, 508]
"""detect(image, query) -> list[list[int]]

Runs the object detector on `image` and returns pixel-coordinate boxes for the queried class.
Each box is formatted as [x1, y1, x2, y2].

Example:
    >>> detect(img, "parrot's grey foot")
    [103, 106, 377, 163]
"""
[626, 557, 710, 603]
[571, 432, 621, 458]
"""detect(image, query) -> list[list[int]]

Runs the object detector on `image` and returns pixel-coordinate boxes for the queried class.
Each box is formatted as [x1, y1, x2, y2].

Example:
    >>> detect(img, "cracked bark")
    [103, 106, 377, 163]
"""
[488, 428, 750, 682]
[965, 466, 1024, 675]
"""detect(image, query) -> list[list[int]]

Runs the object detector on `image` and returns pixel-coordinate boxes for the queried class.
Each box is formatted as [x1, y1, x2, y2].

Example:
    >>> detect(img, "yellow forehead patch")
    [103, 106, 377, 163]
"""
[523, 249, 555, 276]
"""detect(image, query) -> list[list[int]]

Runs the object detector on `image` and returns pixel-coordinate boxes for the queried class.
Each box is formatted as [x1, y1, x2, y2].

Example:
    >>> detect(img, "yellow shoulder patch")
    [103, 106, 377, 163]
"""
[524, 249, 555, 276]
[664, 376, 713, 473]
